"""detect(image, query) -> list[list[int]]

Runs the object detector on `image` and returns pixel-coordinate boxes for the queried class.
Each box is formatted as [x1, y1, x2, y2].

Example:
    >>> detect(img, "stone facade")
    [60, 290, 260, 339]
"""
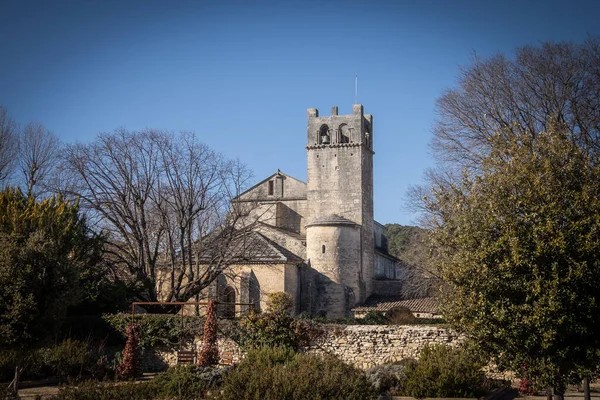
[204, 105, 404, 318]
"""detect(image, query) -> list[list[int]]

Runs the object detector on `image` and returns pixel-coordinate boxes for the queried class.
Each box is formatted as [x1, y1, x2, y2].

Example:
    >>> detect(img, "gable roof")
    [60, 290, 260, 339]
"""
[208, 230, 304, 265]
[232, 170, 306, 201]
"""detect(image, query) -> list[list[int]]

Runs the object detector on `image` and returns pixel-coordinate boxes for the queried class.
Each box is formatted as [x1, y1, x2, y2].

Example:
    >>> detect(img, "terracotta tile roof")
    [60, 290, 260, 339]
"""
[353, 296, 439, 314]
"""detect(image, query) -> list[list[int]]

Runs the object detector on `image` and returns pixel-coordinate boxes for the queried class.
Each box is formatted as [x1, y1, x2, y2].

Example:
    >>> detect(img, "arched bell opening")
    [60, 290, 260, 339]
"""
[319, 124, 330, 145]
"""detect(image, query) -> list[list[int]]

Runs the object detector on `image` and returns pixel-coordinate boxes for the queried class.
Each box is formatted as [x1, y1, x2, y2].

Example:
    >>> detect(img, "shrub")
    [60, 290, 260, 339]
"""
[102, 313, 204, 349]
[0, 340, 108, 383]
[365, 359, 416, 395]
[241, 293, 320, 350]
[267, 292, 294, 315]
[38, 338, 107, 382]
[50, 366, 227, 400]
[220, 347, 377, 400]
[0, 349, 23, 382]
[50, 380, 157, 400]
[151, 365, 227, 399]
[197, 300, 218, 366]
[115, 324, 141, 380]
[385, 306, 417, 325]
[361, 311, 387, 324]
[398, 344, 487, 398]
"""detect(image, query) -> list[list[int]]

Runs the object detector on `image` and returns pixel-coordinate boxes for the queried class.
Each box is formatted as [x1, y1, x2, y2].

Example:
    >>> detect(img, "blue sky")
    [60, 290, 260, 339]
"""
[2, 0, 600, 225]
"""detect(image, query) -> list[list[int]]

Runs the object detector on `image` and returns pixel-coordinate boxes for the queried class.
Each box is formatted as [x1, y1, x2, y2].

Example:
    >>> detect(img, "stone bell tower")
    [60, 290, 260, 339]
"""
[305, 104, 374, 317]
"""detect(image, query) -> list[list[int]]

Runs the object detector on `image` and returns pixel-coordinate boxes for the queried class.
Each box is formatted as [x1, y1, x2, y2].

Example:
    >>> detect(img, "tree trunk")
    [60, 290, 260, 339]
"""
[552, 386, 564, 400]
[583, 377, 591, 400]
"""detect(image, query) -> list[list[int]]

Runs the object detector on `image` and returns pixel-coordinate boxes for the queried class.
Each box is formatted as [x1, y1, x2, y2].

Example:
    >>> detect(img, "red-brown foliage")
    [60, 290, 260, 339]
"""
[116, 324, 141, 379]
[197, 300, 219, 366]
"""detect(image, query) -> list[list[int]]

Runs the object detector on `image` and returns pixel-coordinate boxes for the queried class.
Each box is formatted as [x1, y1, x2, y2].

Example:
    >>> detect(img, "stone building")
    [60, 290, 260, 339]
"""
[208, 104, 403, 318]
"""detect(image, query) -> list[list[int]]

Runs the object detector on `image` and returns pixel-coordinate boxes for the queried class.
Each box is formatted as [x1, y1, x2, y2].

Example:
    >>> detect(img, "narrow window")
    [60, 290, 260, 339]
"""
[322, 244, 326, 254]
[268, 180, 274, 195]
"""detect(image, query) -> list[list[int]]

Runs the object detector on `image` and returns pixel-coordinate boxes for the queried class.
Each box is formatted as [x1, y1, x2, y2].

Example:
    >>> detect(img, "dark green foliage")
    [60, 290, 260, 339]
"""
[50, 380, 157, 400]
[362, 311, 388, 324]
[428, 127, 600, 391]
[50, 365, 227, 400]
[60, 316, 123, 345]
[102, 313, 244, 350]
[220, 347, 377, 400]
[0, 339, 109, 383]
[241, 293, 320, 350]
[383, 224, 425, 258]
[102, 313, 204, 349]
[311, 312, 445, 326]
[151, 365, 227, 399]
[0, 188, 109, 347]
[399, 344, 487, 398]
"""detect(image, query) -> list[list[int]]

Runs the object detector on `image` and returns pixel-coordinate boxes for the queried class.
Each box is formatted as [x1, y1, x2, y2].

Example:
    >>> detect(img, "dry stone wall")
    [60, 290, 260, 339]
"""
[306, 325, 463, 370]
[141, 324, 462, 371]
[141, 337, 243, 371]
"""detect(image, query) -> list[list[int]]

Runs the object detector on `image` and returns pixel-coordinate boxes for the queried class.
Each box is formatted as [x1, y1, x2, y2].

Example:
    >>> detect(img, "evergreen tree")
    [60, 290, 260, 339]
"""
[0, 188, 105, 346]
[426, 126, 600, 397]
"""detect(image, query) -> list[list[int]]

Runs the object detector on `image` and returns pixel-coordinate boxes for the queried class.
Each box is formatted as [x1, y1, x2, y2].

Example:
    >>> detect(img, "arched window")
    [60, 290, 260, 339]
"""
[339, 124, 350, 143]
[319, 125, 330, 144]
[249, 271, 261, 313]
[222, 286, 236, 319]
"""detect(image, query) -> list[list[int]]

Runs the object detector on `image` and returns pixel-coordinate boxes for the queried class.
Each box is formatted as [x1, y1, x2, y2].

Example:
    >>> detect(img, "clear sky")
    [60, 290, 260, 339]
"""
[2, 0, 600, 225]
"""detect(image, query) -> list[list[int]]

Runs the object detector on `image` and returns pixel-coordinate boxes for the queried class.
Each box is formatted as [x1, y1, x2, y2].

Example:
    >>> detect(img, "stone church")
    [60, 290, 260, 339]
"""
[209, 104, 403, 318]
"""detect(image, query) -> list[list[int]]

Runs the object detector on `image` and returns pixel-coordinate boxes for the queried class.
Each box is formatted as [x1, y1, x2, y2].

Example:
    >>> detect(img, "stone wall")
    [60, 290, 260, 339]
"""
[306, 325, 463, 370]
[141, 324, 462, 372]
[141, 337, 243, 371]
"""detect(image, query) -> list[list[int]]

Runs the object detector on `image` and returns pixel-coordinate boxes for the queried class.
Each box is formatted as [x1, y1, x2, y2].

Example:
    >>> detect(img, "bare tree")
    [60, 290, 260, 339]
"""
[20, 122, 60, 198]
[432, 38, 600, 172]
[408, 38, 600, 297]
[0, 106, 19, 185]
[63, 129, 254, 303]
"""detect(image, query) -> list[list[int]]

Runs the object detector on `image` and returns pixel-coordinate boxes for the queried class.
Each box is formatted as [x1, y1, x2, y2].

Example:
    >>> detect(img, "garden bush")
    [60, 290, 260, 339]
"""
[0, 339, 108, 383]
[220, 347, 377, 400]
[365, 359, 416, 395]
[385, 306, 417, 325]
[241, 293, 321, 350]
[151, 365, 227, 399]
[50, 365, 227, 400]
[102, 313, 204, 349]
[398, 344, 487, 398]
[50, 380, 157, 400]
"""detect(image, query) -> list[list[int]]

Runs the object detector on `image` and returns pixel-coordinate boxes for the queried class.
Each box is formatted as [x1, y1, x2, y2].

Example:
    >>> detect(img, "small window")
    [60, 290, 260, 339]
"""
[268, 180, 274, 195]
[322, 244, 326, 254]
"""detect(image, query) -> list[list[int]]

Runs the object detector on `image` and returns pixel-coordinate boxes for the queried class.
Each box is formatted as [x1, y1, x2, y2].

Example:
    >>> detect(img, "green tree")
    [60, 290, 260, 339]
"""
[0, 188, 105, 346]
[426, 126, 600, 398]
